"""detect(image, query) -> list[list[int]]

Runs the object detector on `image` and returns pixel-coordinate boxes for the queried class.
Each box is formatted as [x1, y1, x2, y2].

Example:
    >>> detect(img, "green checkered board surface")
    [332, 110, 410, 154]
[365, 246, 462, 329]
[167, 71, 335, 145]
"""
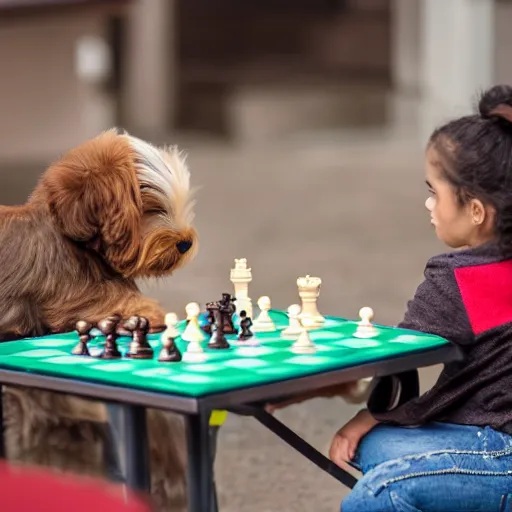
[0, 310, 449, 397]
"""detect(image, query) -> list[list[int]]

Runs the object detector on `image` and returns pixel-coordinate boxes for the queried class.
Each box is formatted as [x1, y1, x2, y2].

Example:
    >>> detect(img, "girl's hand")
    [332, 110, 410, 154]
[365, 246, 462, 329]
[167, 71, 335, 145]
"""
[329, 429, 359, 465]
[328, 409, 379, 467]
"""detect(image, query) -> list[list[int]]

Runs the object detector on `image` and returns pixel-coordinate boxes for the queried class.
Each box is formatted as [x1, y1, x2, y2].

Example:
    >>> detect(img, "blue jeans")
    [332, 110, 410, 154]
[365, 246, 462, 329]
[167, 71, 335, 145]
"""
[341, 422, 512, 512]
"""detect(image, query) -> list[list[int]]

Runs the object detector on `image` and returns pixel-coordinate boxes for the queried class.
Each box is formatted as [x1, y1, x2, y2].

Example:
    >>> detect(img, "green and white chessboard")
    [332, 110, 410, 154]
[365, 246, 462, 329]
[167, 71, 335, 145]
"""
[0, 310, 449, 397]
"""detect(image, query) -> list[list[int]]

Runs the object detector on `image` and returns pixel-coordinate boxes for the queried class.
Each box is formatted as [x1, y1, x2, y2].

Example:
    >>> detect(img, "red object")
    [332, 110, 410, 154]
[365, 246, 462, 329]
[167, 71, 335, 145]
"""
[0, 461, 152, 511]
[455, 259, 512, 335]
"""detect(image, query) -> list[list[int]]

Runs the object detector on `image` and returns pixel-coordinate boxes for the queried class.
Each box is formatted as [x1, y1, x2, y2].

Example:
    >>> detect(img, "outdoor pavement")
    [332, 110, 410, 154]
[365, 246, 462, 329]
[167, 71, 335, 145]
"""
[0, 127, 447, 512]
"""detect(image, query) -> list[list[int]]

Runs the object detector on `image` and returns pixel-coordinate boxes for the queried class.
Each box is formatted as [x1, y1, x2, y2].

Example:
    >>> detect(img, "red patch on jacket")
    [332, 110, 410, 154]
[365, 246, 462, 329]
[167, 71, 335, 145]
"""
[455, 260, 512, 335]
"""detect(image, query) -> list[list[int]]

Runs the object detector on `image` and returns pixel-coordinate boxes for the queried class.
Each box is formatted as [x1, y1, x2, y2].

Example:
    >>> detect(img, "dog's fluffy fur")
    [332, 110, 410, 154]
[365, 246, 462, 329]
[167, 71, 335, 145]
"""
[1, 129, 198, 510]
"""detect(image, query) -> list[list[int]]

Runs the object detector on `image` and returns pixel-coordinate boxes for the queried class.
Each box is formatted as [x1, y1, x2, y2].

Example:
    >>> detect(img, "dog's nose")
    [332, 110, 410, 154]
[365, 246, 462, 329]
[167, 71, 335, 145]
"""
[176, 240, 192, 254]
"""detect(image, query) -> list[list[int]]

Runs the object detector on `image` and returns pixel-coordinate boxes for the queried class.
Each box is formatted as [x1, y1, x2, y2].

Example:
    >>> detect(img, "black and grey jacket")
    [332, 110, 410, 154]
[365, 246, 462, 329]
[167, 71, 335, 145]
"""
[368, 242, 512, 435]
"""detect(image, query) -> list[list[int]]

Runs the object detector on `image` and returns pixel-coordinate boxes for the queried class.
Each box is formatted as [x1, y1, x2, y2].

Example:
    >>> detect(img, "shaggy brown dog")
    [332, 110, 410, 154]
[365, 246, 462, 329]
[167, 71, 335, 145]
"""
[1, 129, 197, 511]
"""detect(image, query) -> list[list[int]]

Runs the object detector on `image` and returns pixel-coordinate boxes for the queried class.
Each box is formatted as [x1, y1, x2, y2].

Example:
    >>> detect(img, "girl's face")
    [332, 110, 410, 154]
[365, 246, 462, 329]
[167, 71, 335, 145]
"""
[424, 146, 494, 249]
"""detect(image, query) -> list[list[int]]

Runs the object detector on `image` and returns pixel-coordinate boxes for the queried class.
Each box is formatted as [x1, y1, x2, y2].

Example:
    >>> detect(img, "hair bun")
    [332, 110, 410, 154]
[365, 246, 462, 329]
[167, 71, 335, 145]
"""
[478, 85, 512, 123]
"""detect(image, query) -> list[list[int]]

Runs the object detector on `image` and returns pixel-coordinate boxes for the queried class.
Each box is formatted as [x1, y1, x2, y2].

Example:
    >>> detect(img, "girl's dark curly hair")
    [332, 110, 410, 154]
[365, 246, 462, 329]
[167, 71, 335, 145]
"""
[429, 84, 512, 256]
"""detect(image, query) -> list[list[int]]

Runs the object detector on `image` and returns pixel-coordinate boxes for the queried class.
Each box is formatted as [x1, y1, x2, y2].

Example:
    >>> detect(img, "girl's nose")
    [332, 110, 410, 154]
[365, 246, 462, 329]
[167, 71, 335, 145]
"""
[425, 196, 435, 212]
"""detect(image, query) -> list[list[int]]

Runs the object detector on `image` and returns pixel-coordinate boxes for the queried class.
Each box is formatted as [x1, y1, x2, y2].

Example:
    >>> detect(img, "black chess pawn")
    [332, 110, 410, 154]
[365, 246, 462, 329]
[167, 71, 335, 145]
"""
[208, 307, 230, 349]
[72, 320, 93, 356]
[123, 315, 139, 352]
[158, 335, 182, 362]
[112, 313, 131, 337]
[238, 310, 254, 341]
[98, 316, 122, 359]
[219, 292, 237, 334]
[124, 315, 154, 359]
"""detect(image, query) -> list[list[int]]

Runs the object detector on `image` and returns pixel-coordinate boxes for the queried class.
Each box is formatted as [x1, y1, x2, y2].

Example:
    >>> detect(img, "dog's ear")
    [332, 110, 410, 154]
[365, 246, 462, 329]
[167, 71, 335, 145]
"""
[41, 130, 142, 274]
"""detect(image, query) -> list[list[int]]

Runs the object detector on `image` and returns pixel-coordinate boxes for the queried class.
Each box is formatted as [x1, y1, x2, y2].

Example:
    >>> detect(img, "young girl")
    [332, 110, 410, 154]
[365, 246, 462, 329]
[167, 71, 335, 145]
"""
[270, 85, 512, 511]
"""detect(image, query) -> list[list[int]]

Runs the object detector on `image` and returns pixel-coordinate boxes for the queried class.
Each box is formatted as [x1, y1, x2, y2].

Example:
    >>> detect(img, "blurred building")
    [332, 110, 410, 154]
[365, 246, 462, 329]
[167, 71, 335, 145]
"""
[0, 0, 509, 161]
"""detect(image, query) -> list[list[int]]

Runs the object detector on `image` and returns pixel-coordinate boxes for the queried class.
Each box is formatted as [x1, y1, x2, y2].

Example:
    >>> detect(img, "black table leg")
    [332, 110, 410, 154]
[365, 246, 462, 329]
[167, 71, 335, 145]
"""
[185, 412, 213, 512]
[230, 404, 358, 489]
[209, 425, 220, 512]
[106, 403, 150, 492]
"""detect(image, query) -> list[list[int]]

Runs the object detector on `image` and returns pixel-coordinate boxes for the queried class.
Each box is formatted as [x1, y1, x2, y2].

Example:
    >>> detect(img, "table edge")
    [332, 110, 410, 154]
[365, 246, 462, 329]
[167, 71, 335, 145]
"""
[0, 343, 462, 414]
[199, 342, 462, 410]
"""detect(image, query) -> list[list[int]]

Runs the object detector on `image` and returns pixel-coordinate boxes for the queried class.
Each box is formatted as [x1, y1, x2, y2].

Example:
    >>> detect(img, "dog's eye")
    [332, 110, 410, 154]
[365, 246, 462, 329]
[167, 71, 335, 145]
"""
[147, 208, 166, 216]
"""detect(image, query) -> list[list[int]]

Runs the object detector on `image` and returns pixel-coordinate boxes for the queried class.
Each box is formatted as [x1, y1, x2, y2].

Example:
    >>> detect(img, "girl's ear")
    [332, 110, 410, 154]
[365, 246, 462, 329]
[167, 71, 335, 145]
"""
[470, 198, 487, 225]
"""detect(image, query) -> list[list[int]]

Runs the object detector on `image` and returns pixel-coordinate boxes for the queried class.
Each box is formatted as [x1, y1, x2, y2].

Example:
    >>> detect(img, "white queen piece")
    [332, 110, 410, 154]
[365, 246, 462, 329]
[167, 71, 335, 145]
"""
[297, 275, 325, 328]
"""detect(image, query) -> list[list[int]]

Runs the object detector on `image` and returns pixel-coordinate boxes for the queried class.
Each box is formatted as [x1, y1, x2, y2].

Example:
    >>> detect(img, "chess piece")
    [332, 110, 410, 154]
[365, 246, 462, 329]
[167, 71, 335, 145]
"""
[230, 258, 253, 319]
[281, 304, 303, 337]
[252, 296, 276, 332]
[163, 312, 179, 339]
[125, 315, 154, 359]
[208, 306, 230, 349]
[182, 302, 206, 342]
[219, 292, 237, 334]
[158, 334, 182, 362]
[297, 275, 325, 328]
[98, 316, 122, 359]
[202, 303, 216, 334]
[111, 313, 130, 337]
[354, 306, 378, 338]
[291, 318, 317, 354]
[182, 302, 207, 362]
[238, 310, 254, 341]
[182, 338, 207, 362]
[72, 320, 93, 356]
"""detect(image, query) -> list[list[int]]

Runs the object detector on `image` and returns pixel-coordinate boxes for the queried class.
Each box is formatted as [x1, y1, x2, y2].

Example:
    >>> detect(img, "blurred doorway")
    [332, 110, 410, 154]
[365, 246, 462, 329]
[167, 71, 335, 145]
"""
[175, 0, 392, 135]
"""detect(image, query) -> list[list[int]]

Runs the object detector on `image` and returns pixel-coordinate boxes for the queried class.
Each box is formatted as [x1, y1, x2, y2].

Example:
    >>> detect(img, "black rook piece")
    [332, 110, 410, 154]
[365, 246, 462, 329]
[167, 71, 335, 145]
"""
[208, 305, 230, 349]
[219, 292, 237, 334]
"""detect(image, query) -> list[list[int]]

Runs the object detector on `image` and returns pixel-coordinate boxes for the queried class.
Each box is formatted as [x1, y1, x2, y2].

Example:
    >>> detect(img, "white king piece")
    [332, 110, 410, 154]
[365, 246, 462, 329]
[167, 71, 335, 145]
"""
[297, 275, 325, 328]
[230, 258, 253, 318]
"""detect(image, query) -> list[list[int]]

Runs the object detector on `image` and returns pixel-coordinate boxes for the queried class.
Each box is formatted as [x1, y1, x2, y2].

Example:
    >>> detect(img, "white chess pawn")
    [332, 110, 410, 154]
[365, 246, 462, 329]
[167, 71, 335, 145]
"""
[281, 304, 303, 337]
[353, 306, 378, 338]
[181, 302, 206, 343]
[182, 340, 206, 363]
[182, 303, 207, 362]
[291, 318, 317, 354]
[163, 312, 179, 340]
[252, 296, 276, 332]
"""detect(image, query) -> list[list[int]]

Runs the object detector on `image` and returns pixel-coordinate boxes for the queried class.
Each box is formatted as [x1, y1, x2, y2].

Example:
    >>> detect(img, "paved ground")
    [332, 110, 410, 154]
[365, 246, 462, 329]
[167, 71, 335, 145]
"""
[0, 129, 447, 511]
